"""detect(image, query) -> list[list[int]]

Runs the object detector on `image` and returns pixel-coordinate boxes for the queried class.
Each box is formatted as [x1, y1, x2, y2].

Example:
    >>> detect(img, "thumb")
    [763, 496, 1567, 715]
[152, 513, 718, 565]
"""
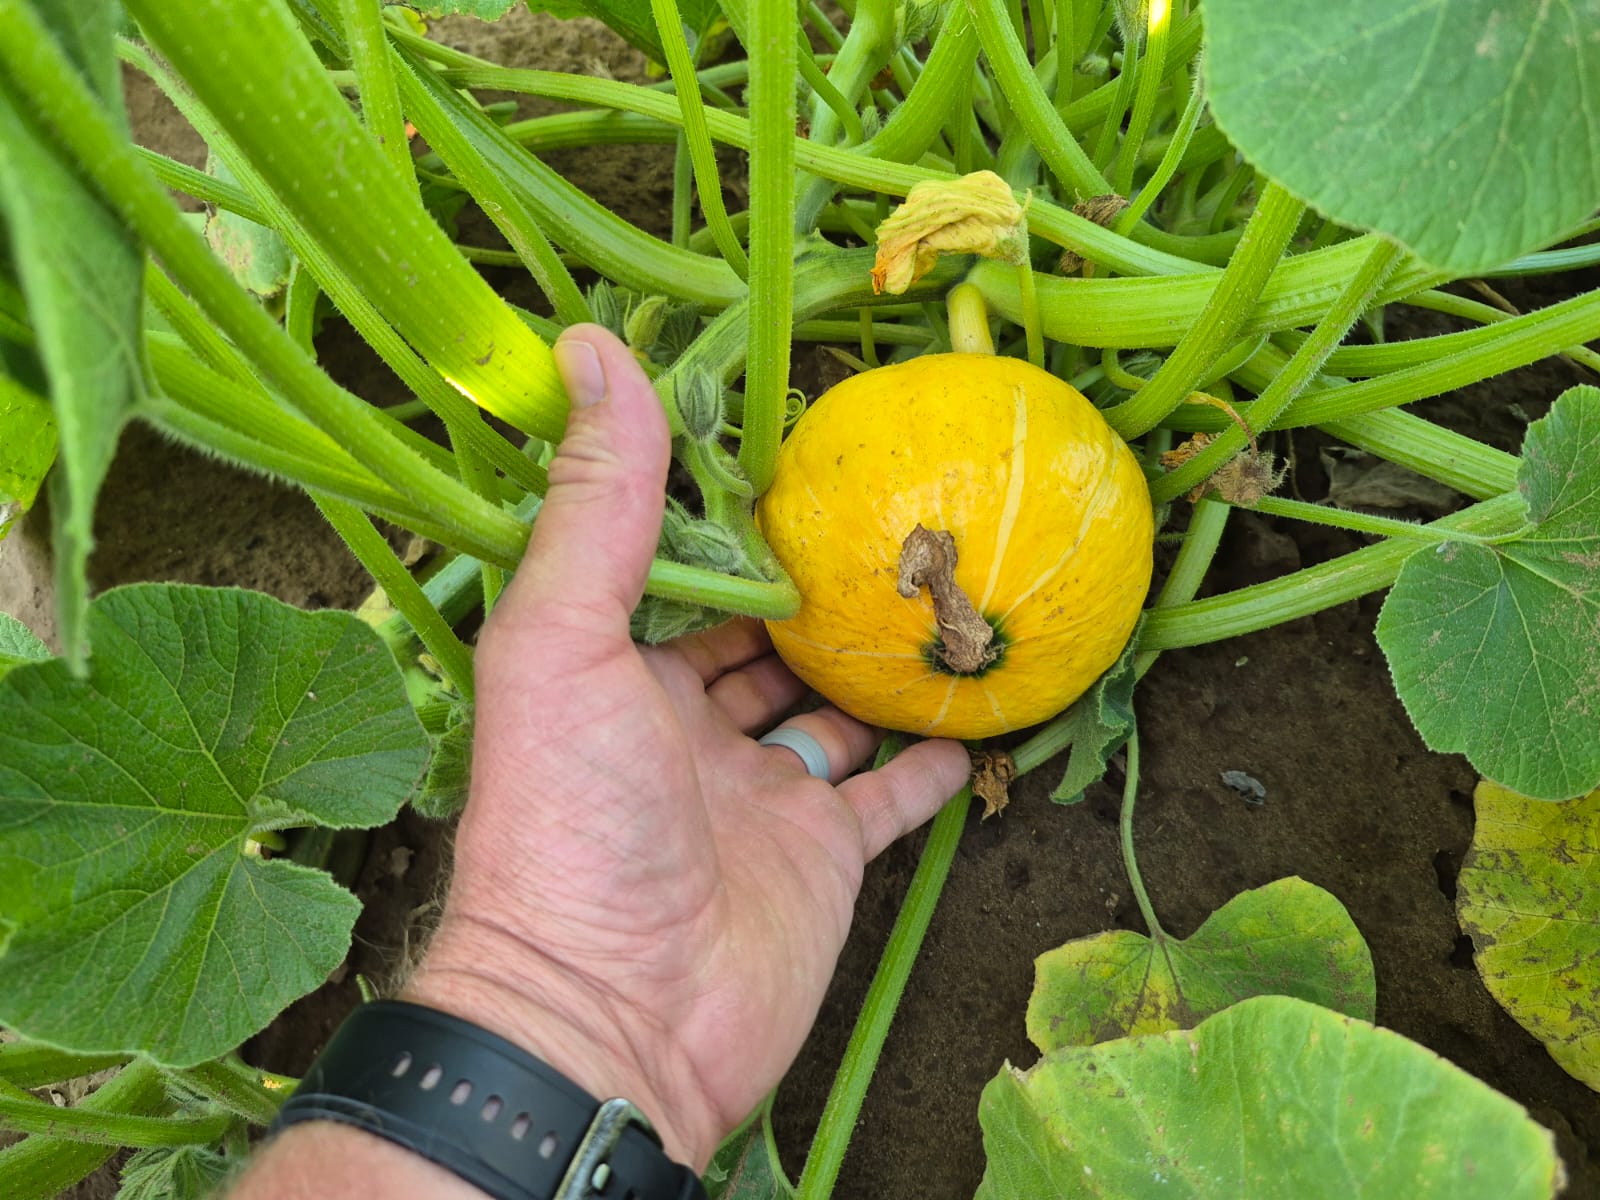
[502, 324, 670, 635]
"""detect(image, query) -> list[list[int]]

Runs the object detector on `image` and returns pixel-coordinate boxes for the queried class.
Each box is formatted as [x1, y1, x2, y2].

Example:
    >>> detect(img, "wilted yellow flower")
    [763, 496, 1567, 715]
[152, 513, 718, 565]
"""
[870, 171, 1028, 295]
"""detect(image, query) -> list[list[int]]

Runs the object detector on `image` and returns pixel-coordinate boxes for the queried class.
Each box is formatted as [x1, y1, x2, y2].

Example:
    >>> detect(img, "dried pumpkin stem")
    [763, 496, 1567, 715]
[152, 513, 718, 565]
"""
[896, 524, 997, 673]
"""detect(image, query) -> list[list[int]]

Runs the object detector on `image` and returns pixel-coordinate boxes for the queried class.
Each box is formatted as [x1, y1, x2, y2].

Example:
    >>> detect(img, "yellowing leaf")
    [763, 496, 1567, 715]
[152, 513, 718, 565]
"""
[870, 171, 1027, 295]
[1459, 780, 1599, 1091]
[979, 996, 1566, 1200]
[1027, 877, 1374, 1050]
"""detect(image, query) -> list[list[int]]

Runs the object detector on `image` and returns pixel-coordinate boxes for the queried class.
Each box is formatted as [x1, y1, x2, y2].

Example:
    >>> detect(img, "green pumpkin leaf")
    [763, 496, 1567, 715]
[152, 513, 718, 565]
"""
[1203, 0, 1600, 274]
[119, 1145, 232, 1200]
[1376, 386, 1600, 801]
[978, 995, 1566, 1199]
[1048, 633, 1137, 805]
[0, 611, 50, 681]
[199, 155, 292, 299]
[1459, 780, 1599, 1091]
[703, 1114, 791, 1200]
[0, 0, 142, 672]
[1027, 877, 1374, 1050]
[0, 374, 57, 538]
[408, 0, 523, 16]
[0, 584, 429, 1067]
[527, 0, 722, 63]
[412, 700, 473, 820]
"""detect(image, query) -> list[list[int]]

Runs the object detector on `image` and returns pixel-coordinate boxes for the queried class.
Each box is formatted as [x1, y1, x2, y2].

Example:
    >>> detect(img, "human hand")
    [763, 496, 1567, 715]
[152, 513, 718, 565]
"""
[404, 325, 971, 1169]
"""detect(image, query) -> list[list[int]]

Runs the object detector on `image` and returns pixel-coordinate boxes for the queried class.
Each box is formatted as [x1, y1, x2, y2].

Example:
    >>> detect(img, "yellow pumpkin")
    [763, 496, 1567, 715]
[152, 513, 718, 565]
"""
[756, 352, 1153, 739]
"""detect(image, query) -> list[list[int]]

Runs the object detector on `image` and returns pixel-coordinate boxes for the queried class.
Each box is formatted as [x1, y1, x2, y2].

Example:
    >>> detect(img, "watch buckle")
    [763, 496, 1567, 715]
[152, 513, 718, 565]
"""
[554, 1097, 659, 1198]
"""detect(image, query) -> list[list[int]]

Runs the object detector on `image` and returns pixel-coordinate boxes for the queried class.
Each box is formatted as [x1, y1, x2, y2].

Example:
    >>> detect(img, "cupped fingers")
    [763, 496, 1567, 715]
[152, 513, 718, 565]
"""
[670, 617, 773, 685]
[758, 707, 882, 786]
[837, 738, 973, 860]
[707, 654, 809, 733]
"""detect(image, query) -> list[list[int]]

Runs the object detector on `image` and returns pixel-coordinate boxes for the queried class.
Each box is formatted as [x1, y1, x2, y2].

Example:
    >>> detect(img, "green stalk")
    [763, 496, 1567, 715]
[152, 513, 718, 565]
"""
[1105, 181, 1306, 438]
[646, 559, 798, 617]
[0, 1078, 233, 1148]
[1138, 491, 1526, 651]
[338, 0, 413, 183]
[390, 47, 591, 326]
[1091, 18, 1139, 172]
[169, 1057, 287, 1128]
[1113, 0, 1169, 195]
[120, 42, 548, 500]
[1131, 495, 1227, 677]
[142, 356, 524, 565]
[1402, 288, 1600, 374]
[136, 146, 268, 223]
[0, 1061, 168, 1200]
[315, 498, 476, 698]
[1116, 62, 1202, 233]
[0, 15, 528, 548]
[1249, 495, 1530, 544]
[143, 263, 255, 386]
[417, 65, 743, 307]
[664, 247, 966, 402]
[143, 340, 442, 514]
[671, 132, 693, 247]
[973, 233, 1442, 345]
[797, 318, 934, 346]
[1052, 0, 1076, 114]
[810, 4, 978, 210]
[1017, 255, 1046, 367]
[968, 0, 1109, 198]
[1217, 347, 1520, 498]
[651, 0, 749, 276]
[805, 0, 895, 151]
[797, 32, 866, 145]
[1152, 236, 1403, 503]
[1239, 285, 1600, 430]
[504, 109, 682, 154]
[122, 0, 567, 438]
[439, 63, 1208, 277]
[1118, 727, 1163, 936]
[796, 788, 973, 1199]
[807, 0, 847, 49]
[739, 0, 798, 496]
[0, 1045, 129, 1091]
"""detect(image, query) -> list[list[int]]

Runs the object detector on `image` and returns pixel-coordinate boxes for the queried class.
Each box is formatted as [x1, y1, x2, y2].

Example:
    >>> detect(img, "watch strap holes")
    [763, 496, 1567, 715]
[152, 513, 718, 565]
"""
[389, 1052, 413, 1077]
[480, 1095, 503, 1122]
[450, 1080, 474, 1105]
[418, 1064, 443, 1090]
[538, 1131, 560, 1160]
[510, 1113, 531, 1140]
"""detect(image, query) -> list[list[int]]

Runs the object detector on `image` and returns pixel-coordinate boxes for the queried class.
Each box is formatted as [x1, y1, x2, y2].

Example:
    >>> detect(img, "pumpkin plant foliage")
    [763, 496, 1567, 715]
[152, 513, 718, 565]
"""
[0, 0, 1597, 1190]
[978, 997, 1566, 1200]
[0, 585, 429, 1066]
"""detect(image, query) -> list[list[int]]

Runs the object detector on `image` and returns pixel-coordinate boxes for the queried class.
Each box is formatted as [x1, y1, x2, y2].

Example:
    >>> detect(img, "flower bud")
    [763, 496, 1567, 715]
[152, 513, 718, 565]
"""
[676, 368, 725, 443]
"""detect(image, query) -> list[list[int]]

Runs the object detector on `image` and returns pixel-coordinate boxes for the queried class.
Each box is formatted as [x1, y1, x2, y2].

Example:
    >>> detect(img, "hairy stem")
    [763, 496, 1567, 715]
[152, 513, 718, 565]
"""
[738, 0, 799, 495]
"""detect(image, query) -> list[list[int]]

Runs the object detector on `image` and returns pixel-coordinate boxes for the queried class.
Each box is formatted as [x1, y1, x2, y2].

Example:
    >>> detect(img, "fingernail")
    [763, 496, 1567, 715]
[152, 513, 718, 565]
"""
[554, 338, 606, 408]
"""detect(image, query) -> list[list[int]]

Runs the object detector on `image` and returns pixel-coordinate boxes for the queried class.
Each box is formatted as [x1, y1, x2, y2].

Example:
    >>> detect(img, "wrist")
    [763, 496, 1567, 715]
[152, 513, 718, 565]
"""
[402, 914, 722, 1171]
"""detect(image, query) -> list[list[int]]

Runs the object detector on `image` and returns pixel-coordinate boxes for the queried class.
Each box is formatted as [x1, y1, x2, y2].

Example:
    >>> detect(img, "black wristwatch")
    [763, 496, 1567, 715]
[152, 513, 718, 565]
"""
[271, 1000, 707, 1200]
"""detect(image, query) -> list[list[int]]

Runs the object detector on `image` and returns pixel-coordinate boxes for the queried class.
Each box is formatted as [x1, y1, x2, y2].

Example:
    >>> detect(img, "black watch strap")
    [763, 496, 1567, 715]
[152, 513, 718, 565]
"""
[271, 1000, 706, 1200]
